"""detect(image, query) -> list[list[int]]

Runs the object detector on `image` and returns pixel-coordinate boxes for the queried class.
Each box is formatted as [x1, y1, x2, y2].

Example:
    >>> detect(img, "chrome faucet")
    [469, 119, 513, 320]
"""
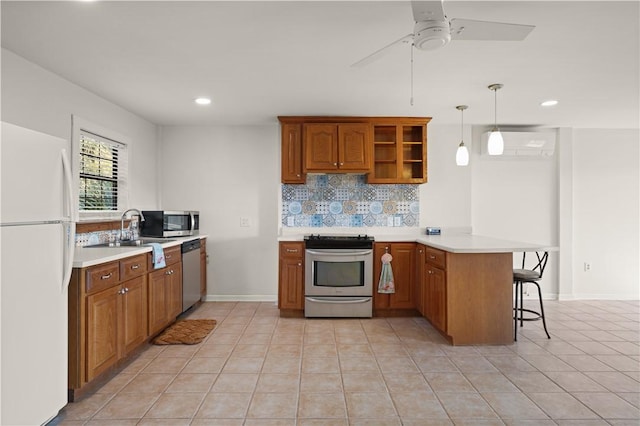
[120, 208, 145, 241]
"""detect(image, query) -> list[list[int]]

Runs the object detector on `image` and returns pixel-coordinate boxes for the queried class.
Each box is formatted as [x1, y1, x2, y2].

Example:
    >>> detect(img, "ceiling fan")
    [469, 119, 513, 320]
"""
[352, 0, 535, 67]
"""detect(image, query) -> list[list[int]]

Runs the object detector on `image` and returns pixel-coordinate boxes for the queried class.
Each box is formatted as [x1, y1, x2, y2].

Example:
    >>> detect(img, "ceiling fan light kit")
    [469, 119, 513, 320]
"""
[455, 105, 469, 166]
[487, 83, 504, 156]
[413, 20, 451, 50]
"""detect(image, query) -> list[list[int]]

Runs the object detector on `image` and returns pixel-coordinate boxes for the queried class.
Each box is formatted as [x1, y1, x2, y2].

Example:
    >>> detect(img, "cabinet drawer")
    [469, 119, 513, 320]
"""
[280, 242, 304, 258]
[164, 246, 181, 265]
[86, 261, 119, 294]
[149, 245, 181, 269]
[425, 247, 446, 269]
[120, 254, 148, 281]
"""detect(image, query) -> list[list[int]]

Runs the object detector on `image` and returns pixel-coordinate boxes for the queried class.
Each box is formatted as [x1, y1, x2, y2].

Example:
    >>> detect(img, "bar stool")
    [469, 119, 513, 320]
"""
[513, 251, 550, 341]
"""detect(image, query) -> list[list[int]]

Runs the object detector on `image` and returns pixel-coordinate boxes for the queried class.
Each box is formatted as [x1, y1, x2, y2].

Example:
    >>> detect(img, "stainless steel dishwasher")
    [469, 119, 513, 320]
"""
[181, 238, 201, 312]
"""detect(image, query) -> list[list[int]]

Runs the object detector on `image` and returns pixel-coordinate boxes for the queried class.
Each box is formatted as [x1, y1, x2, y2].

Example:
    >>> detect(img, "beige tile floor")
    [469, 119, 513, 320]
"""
[52, 300, 639, 425]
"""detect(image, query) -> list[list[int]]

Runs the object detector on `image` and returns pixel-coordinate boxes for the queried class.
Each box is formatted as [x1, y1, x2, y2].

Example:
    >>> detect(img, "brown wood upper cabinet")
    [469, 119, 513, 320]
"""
[304, 123, 371, 172]
[281, 123, 304, 183]
[368, 119, 430, 184]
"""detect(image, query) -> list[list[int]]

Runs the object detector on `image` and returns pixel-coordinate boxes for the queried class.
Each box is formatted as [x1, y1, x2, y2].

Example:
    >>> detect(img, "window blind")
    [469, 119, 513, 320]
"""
[78, 129, 128, 211]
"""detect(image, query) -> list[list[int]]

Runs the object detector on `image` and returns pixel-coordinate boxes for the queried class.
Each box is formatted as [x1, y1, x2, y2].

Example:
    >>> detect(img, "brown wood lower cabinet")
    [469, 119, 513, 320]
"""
[69, 245, 185, 400]
[86, 275, 147, 382]
[373, 242, 416, 314]
[419, 244, 513, 345]
[148, 257, 182, 337]
[278, 242, 304, 312]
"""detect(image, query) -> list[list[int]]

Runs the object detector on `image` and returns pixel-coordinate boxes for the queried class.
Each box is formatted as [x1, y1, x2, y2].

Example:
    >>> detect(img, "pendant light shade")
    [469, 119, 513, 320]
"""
[488, 84, 504, 156]
[455, 105, 469, 166]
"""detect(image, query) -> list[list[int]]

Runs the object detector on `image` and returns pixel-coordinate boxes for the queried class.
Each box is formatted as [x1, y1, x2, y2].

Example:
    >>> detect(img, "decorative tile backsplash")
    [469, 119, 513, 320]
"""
[282, 175, 419, 228]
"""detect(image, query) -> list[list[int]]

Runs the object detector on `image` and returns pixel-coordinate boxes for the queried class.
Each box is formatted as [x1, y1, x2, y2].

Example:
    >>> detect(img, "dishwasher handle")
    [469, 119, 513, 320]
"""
[181, 238, 201, 253]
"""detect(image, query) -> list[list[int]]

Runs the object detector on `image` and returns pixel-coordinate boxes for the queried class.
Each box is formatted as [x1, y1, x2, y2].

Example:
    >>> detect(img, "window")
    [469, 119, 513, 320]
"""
[72, 116, 129, 215]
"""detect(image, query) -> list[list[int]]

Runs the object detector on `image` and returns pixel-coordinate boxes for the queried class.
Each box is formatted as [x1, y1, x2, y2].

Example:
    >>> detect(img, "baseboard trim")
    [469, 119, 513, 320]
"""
[203, 295, 278, 303]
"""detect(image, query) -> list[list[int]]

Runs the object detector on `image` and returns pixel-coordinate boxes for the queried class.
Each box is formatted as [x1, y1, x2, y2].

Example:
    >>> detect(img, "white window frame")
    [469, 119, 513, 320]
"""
[71, 115, 130, 220]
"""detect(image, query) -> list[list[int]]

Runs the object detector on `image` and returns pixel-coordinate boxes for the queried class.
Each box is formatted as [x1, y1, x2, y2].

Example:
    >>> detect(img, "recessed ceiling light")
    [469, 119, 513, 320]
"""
[540, 99, 558, 107]
[194, 97, 211, 105]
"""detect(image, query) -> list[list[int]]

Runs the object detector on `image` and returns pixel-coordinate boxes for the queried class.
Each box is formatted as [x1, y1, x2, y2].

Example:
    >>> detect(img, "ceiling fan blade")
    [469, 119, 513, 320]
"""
[411, 1, 446, 22]
[450, 18, 535, 41]
[351, 33, 414, 68]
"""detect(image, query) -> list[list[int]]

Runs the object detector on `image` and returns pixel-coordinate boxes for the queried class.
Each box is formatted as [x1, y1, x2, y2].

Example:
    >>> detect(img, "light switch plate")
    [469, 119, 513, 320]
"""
[240, 217, 250, 227]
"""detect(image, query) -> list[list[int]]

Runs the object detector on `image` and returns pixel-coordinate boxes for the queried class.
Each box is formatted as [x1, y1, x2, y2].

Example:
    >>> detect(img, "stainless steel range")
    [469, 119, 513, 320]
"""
[304, 235, 374, 318]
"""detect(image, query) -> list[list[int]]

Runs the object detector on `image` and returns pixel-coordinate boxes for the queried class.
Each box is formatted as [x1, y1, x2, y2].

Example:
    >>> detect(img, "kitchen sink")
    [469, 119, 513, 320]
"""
[84, 239, 176, 248]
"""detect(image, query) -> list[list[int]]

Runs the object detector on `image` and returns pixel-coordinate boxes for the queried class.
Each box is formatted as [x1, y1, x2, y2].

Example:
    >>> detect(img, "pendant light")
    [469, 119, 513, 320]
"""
[487, 83, 504, 155]
[455, 105, 469, 166]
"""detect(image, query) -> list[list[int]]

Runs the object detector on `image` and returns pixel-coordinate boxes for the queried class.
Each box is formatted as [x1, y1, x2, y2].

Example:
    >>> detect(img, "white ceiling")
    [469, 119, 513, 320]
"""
[2, 1, 639, 128]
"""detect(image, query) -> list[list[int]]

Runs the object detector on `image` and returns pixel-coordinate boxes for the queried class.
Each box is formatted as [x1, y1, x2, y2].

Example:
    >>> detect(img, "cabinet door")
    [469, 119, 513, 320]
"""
[427, 266, 446, 332]
[281, 123, 304, 183]
[278, 258, 304, 310]
[167, 262, 183, 320]
[148, 268, 168, 336]
[304, 124, 338, 171]
[373, 242, 416, 310]
[415, 245, 426, 316]
[86, 286, 119, 381]
[121, 275, 147, 356]
[388, 243, 415, 309]
[338, 124, 370, 171]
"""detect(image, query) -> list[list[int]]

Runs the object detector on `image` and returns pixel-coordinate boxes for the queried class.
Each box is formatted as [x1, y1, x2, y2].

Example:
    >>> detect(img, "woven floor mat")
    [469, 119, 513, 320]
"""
[152, 319, 216, 345]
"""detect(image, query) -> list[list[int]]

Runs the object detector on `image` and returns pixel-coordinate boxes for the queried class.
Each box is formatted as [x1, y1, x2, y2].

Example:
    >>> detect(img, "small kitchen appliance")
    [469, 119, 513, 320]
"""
[140, 210, 199, 237]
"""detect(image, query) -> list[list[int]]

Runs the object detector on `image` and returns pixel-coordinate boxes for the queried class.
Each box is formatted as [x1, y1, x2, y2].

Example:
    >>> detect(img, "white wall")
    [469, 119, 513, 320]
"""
[570, 129, 639, 299]
[159, 125, 280, 300]
[1, 49, 159, 211]
[470, 126, 560, 297]
[420, 124, 472, 230]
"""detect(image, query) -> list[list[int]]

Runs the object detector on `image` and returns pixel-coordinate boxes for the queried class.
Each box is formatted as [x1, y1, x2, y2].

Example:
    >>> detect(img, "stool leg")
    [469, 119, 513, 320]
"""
[534, 282, 551, 339]
[514, 281, 519, 341]
[519, 281, 525, 328]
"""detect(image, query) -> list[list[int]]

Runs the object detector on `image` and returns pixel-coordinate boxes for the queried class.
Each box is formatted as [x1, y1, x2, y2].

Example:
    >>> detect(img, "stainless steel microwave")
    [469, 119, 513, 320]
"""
[140, 210, 199, 237]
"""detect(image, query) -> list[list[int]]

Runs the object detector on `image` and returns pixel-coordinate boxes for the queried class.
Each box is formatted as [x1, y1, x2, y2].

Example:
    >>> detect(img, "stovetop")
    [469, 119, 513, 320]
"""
[304, 234, 374, 249]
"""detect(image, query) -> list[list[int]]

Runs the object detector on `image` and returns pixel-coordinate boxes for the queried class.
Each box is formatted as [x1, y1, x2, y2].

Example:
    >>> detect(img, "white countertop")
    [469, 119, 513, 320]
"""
[278, 232, 557, 253]
[73, 235, 206, 268]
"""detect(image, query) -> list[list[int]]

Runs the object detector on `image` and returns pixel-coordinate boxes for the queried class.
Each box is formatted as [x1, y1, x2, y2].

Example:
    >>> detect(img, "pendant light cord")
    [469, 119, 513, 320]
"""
[410, 44, 414, 106]
[494, 87, 497, 128]
[461, 107, 464, 142]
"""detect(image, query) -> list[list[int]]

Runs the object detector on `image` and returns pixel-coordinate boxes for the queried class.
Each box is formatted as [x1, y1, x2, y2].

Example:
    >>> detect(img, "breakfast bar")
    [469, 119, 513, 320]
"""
[411, 234, 556, 345]
[280, 232, 556, 346]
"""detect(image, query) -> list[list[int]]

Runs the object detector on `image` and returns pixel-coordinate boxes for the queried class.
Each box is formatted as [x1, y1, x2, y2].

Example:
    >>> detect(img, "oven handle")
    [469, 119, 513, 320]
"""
[306, 297, 371, 304]
[305, 249, 372, 256]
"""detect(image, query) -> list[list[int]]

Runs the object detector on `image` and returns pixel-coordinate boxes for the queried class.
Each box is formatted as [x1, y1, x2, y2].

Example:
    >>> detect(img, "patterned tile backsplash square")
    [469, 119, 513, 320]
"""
[282, 174, 419, 228]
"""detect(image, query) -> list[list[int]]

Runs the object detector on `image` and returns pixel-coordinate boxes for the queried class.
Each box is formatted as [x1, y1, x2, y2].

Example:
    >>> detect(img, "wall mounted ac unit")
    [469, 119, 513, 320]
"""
[481, 130, 556, 157]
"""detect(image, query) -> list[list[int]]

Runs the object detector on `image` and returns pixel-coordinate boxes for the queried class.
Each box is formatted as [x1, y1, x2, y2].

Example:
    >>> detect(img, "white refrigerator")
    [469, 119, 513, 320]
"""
[1, 122, 77, 425]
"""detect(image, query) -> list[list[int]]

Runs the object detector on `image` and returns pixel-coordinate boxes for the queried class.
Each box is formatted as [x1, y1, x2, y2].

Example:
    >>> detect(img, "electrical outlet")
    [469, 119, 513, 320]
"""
[240, 217, 250, 227]
[584, 262, 591, 272]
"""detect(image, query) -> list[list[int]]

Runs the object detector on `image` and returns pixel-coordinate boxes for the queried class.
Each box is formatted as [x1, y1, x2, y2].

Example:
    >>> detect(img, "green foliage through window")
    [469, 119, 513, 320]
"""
[79, 131, 123, 211]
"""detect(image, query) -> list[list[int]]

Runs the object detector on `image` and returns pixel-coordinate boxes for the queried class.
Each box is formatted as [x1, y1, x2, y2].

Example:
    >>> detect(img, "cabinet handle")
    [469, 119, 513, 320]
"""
[166, 270, 174, 275]
[296, 174, 301, 177]
[118, 288, 126, 295]
[339, 162, 344, 166]
[333, 162, 337, 166]
[166, 255, 172, 259]
[428, 270, 433, 275]
[131, 264, 140, 270]
[429, 255, 436, 259]
[286, 248, 298, 253]
[419, 249, 423, 253]
[124, 287, 129, 293]
[297, 262, 302, 267]
[101, 272, 113, 280]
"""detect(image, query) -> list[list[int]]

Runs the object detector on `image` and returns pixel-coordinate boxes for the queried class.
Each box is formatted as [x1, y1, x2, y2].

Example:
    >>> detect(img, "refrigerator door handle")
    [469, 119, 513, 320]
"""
[61, 149, 76, 292]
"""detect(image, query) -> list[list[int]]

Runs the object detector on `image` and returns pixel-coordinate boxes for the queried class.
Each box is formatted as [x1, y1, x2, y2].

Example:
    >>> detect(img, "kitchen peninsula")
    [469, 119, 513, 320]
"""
[279, 232, 557, 345]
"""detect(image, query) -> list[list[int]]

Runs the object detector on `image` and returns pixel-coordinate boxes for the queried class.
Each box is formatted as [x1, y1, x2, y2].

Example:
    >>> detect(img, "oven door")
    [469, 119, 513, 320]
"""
[304, 249, 373, 297]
